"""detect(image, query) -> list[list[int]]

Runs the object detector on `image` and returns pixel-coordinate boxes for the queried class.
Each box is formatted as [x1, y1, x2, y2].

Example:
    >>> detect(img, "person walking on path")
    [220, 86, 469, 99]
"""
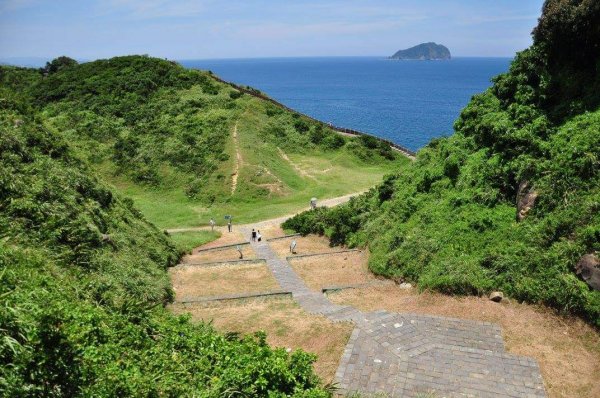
[257, 230, 262, 242]
[209, 218, 215, 232]
[251, 229, 257, 242]
[227, 219, 232, 232]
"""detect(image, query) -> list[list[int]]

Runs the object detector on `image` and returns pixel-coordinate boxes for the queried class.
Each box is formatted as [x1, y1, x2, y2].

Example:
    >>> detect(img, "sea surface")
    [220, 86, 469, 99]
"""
[180, 57, 511, 151]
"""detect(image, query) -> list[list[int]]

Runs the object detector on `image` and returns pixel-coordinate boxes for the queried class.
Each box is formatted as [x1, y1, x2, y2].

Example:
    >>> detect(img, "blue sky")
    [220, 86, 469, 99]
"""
[0, 0, 545, 60]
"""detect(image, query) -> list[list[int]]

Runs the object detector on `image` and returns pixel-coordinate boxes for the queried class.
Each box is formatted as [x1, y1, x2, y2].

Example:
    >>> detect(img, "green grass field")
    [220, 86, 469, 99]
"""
[169, 230, 221, 253]
[103, 94, 409, 229]
[106, 149, 405, 229]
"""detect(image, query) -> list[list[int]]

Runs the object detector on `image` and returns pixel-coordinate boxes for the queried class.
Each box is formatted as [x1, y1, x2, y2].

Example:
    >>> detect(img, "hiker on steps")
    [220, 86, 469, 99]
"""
[251, 228, 257, 242]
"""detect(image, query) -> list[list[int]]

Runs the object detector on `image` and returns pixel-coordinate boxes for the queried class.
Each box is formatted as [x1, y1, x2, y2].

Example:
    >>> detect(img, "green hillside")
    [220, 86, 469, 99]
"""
[0, 79, 331, 396]
[2, 56, 405, 228]
[0, 54, 405, 396]
[284, 0, 600, 326]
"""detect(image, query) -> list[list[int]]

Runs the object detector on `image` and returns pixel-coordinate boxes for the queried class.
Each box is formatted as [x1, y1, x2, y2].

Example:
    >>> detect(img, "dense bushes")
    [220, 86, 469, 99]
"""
[284, 0, 600, 326]
[533, 0, 600, 116]
[0, 245, 328, 397]
[0, 91, 329, 396]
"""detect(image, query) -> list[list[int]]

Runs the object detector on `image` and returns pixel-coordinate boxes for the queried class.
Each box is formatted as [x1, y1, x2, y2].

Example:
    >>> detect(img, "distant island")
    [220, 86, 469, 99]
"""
[389, 42, 451, 60]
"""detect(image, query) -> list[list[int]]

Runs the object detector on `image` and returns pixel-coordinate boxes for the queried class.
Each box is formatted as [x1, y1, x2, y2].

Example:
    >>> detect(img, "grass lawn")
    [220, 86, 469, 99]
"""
[169, 230, 221, 253]
[104, 148, 406, 229]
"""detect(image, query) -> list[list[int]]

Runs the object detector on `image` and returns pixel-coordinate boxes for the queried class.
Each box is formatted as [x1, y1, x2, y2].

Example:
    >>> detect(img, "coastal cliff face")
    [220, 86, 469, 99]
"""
[390, 42, 451, 60]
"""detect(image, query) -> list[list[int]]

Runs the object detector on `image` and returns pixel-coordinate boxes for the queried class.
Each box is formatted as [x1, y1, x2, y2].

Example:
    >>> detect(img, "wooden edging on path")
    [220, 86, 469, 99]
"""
[176, 290, 293, 304]
[322, 280, 395, 294]
[266, 233, 301, 242]
[194, 241, 250, 253]
[286, 249, 360, 260]
[175, 259, 267, 268]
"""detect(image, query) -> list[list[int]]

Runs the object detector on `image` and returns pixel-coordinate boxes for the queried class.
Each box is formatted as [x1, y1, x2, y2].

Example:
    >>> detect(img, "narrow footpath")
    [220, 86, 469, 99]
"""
[240, 226, 546, 398]
[231, 122, 242, 195]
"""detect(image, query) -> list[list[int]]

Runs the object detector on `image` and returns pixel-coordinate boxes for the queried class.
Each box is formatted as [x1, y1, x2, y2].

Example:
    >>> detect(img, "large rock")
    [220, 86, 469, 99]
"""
[575, 254, 600, 291]
[516, 181, 538, 221]
[489, 291, 504, 302]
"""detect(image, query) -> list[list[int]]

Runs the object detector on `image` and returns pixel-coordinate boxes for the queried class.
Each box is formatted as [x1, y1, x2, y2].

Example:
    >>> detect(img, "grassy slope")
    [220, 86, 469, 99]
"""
[18, 56, 406, 229]
[115, 111, 404, 228]
[284, 0, 600, 326]
[170, 230, 221, 253]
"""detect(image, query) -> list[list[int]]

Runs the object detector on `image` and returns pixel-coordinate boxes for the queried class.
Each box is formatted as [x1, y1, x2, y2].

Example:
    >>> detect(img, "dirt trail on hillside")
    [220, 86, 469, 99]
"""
[231, 123, 242, 195]
[277, 147, 315, 179]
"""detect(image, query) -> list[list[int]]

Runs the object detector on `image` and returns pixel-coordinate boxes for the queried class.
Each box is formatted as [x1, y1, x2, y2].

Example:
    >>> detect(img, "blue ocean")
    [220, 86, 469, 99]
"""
[181, 57, 511, 151]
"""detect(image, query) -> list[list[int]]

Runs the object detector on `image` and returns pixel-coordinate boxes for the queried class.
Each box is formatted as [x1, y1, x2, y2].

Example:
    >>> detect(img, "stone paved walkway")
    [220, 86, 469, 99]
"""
[242, 226, 547, 397]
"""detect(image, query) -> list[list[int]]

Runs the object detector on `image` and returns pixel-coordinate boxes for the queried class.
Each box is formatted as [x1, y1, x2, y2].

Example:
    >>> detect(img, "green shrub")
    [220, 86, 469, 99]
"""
[322, 134, 345, 150]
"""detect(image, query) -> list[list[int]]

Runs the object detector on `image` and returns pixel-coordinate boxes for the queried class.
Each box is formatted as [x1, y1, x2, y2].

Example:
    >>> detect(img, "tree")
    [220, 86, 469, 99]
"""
[43, 56, 78, 74]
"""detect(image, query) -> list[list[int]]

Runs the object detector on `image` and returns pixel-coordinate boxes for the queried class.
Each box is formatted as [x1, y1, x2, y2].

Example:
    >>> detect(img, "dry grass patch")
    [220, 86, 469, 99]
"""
[270, 234, 335, 257]
[257, 224, 286, 240]
[183, 246, 256, 264]
[171, 297, 353, 382]
[328, 285, 600, 398]
[289, 250, 379, 291]
[196, 226, 248, 249]
[169, 262, 278, 299]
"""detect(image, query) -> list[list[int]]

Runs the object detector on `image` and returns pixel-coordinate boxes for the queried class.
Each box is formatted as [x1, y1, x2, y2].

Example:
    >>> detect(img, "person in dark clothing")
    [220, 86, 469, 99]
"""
[251, 229, 257, 242]
[228, 220, 232, 232]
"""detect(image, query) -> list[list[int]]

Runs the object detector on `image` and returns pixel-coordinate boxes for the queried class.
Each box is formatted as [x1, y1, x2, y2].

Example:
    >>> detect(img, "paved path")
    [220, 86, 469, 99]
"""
[241, 226, 546, 397]
[166, 191, 366, 234]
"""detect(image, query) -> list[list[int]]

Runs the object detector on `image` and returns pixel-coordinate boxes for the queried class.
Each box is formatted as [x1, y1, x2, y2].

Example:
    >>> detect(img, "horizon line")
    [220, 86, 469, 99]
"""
[0, 53, 515, 65]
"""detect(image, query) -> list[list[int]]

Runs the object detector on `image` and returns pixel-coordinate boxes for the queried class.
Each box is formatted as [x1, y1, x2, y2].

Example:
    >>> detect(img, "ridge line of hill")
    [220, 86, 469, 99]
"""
[207, 73, 417, 159]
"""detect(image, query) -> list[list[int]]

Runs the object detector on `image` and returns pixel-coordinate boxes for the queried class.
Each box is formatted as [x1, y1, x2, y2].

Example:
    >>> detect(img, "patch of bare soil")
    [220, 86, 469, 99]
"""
[289, 251, 379, 291]
[328, 285, 600, 398]
[171, 297, 353, 382]
[169, 263, 278, 299]
[270, 234, 336, 257]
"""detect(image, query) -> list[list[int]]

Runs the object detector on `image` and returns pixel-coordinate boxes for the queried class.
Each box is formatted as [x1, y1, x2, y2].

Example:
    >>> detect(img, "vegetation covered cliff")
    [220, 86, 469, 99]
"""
[285, 0, 600, 326]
